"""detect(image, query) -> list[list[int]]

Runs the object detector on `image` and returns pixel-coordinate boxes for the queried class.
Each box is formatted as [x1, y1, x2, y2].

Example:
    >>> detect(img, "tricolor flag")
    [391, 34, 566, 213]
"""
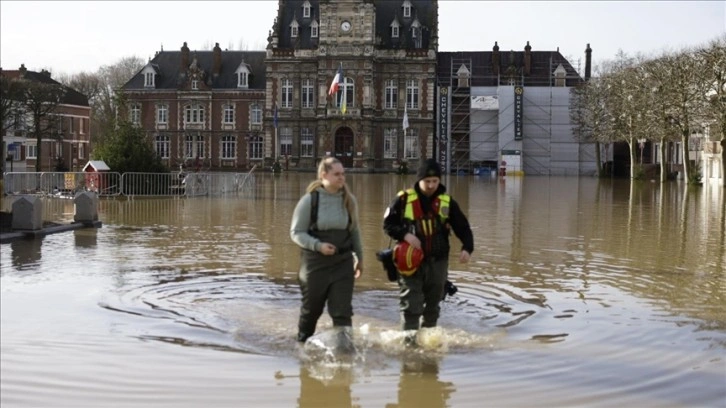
[328, 64, 343, 97]
[402, 104, 409, 133]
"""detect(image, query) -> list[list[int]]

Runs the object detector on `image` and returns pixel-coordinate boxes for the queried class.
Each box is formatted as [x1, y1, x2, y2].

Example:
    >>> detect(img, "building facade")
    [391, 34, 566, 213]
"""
[264, 0, 438, 170]
[437, 44, 596, 176]
[121, 44, 267, 171]
[1, 65, 91, 173]
[120, 0, 601, 174]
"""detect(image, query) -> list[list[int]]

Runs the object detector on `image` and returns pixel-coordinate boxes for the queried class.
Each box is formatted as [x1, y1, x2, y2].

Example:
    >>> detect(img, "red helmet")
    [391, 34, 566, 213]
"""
[393, 241, 424, 276]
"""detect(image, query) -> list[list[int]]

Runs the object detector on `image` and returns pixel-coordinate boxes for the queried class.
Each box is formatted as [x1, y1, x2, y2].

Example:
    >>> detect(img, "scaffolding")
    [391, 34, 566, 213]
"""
[437, 51, 595, 175]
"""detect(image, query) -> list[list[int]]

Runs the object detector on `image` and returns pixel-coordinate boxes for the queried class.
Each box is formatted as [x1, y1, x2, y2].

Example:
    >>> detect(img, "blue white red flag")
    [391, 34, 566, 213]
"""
[328, 64, 343, 96]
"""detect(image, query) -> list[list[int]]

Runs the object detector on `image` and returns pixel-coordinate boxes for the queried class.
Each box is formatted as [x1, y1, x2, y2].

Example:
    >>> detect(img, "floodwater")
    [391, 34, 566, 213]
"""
[1, 174, 724, 408]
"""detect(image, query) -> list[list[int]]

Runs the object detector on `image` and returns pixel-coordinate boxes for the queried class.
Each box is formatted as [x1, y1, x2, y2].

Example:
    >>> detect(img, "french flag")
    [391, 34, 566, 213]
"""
[328, 64, 343, 96]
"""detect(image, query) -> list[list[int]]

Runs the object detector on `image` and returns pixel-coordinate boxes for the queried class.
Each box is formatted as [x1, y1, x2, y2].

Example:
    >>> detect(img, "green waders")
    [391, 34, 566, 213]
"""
[298, 229, 354, 340]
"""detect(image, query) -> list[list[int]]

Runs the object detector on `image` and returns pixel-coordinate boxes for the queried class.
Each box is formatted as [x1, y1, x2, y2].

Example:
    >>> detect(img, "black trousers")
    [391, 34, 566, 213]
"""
[398, 258, 448, 331]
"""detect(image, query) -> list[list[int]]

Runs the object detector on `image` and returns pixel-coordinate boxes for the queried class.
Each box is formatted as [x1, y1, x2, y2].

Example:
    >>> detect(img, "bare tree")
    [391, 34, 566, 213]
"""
[19, 81, 66, 172]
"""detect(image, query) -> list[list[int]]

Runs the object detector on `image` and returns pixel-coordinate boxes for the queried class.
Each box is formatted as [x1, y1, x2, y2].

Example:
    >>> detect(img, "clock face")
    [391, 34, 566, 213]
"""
[341, 21, 351, 32]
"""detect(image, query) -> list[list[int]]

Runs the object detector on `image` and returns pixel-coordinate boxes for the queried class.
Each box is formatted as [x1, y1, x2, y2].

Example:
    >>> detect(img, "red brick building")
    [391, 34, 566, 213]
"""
[1, 64, 91, 172]
[121, 44, 266, 171]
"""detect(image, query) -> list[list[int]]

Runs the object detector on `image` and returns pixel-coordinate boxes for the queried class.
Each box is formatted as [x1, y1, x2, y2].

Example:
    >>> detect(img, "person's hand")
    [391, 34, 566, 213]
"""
[459, 250, 471, 264]
[354, 262, 362, 279]
[319, 242, 337, 255]
[404, 233, 421, 249]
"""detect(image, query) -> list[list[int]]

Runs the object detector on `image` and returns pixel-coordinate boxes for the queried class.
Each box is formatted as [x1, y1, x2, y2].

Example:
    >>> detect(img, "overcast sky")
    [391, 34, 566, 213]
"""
[1, 1, 724, 77]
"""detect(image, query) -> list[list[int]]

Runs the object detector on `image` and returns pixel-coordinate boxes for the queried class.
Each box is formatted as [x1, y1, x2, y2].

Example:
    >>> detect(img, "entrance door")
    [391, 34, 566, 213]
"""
[334, 127, 354, 167]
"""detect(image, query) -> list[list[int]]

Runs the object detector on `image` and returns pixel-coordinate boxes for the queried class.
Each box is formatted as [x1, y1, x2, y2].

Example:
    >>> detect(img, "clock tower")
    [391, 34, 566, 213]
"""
[265, 0, 438, 170]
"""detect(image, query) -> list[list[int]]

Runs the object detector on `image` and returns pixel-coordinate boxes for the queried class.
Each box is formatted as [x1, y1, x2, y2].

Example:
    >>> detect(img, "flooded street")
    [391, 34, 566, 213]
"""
[1, 174, 725, 407]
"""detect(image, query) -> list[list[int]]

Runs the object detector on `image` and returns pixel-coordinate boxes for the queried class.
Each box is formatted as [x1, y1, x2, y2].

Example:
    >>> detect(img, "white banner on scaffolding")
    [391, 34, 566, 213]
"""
[470, 95, 499, 110]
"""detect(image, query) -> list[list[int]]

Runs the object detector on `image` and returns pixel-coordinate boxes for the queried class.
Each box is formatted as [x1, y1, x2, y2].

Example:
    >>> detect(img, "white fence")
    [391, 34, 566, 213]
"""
[2, 166, 256, 197]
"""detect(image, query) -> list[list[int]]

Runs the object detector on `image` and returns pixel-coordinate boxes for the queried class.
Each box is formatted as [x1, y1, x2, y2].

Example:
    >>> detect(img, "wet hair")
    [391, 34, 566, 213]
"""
[305, 156, 358, 230]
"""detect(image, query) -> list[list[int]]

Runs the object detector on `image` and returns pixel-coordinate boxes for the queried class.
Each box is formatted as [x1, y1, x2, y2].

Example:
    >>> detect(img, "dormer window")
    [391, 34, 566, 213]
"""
[402, 0, 412, 18]
[290, 19, 299, 38]
[302, 0, 311, 18]
[141, 64, 157, 88]
[391, 20, 400, 38]
[554, 64, 567, 87]
[311, 20, 319, 38]
[144, 72, 154, 87]
[192, 80, 199, 90]
[235, 62, 251, 89]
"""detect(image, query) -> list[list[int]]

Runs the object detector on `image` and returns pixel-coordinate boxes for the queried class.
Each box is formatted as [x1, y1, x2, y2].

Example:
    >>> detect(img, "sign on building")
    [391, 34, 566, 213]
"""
[438, 86, 450, 173]
[514, 86, 523, 140]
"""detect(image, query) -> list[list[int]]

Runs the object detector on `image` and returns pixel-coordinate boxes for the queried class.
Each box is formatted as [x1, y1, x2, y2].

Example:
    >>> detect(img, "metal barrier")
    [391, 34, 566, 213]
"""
[3, 166, 257, 197]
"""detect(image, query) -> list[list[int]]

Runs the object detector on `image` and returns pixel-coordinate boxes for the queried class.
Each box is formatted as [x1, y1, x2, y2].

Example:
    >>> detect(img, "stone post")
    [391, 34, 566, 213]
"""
[74, 191, 98, 223]
[11, 195, 43, 230]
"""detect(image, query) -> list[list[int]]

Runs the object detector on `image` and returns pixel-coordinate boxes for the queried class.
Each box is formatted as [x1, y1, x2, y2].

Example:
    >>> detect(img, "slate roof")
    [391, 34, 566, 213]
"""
[122, 49, 267, 90]
[275, 0, 435, 50]
[437, 49, 584, 87]
[1, 68, 89, 106]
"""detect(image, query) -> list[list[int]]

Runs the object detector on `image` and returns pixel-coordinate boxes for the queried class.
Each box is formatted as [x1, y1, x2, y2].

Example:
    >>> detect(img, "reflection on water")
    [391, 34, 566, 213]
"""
[1, 174, 724, 407]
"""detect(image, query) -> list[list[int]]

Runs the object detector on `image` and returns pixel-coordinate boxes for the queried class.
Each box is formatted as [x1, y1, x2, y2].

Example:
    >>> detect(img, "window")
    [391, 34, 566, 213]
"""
[155, 134, 170, 159]
[406, 79, 419, 109]
[248, 135, 263, 159]
[236, 62, 251, 89]
[223, 104, 235, 124]
[404, 128, 418, 160]
[251, 104, 262, 124]
[302, 0, 311, 18]
[238, 72, 248, 88]
[195, 135, 205, 158]
[157, 105, 168, 124]
[290, 20, 299, 38]
[302, 79, 314, 108]
[78, 143, 85, 159]
[311, 21, 319, 38]
[385, 79, 398, 109]
[336, 77, 354, 109]
[300, 128, 314, 157]
[280, 127, 292, 156]
[402, 0, 412, 18]
[221, 135, 236, 159]
[68, 117, 74, 134]
[384, 129, 398, 158]
[27, 143, 37, 159]
[144, 72, 155, 87]
[192, 80, 199, 90]
[184, 134, 205, 158]
[79, 117, 85, 134]
[281, 79, 293, 108]
[184, 104, 205, 124]
[391, 21, 400, 38]
[130, 104, 141, 124]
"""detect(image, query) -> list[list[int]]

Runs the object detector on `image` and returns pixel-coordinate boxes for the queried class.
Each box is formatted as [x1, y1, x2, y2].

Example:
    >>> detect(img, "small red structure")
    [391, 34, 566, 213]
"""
[82, 160, 110, 193]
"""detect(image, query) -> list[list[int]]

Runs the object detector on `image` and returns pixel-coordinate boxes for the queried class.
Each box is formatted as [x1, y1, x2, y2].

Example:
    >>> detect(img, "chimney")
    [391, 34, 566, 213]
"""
[181, 42, 190, 70]
[524, 41, 532, 75]
[492, 41, 500, 75]
[585, 43, 592, 81]
[212, 42, 222, 76]
[19, 63, 27, 76]
[40, 69, 51, 77]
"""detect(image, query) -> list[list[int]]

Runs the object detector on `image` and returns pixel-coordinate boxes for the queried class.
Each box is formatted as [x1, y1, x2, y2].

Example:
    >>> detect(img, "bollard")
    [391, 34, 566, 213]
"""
[11, 195, 43, 230]
[74, 191, 99, 223]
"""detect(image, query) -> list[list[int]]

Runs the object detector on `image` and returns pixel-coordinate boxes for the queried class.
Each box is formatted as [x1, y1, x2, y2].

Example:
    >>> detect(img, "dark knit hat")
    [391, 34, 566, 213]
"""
[416, 158, 442, 181]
